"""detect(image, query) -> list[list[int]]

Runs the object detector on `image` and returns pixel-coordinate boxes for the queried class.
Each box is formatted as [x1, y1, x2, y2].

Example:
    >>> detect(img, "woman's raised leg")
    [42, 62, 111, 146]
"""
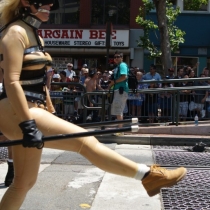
[33, 108, 186, 197]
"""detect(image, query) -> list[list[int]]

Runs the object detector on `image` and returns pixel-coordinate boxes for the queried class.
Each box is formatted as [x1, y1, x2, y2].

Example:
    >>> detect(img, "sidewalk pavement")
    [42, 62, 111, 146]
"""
[1, 123, 209, 209]
[0, 145, 162, 210]
[136, 122, 210, 136]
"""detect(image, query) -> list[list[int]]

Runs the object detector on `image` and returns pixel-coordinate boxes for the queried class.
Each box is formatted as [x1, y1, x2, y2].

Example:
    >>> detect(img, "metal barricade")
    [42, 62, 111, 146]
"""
[50, 82, 87, 123]
[50, 78, 210, 126]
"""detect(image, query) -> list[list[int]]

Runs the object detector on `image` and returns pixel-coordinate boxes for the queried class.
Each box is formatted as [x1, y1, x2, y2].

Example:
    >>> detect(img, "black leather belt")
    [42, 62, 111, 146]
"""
[24, 46, 40, 54]
[20, 77, 44, 85]
[24, 90, 46, 101]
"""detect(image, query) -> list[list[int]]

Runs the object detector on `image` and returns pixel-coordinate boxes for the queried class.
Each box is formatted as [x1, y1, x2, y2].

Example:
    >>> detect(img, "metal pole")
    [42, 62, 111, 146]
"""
[0, 125, 139, 147]
[106, 47, 110, 70]
[106, 21, 111, 70]
[78, 118, 138, 128]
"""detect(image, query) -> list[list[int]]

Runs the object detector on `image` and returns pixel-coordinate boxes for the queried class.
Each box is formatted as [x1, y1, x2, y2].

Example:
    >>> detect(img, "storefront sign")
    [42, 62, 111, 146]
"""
[38, 29, 129, 47]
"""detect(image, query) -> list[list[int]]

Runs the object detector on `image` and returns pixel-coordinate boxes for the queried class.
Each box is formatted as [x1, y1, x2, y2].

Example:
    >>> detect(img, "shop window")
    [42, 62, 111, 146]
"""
[176, 0, 209, 12]
[91, 0, 130, 25]
[52, 57, 99, 72]
[63, 0, 80, 24]
[183, 1, 208, 11]
[155, 56, 198, 76]
[45, 0, 80, 24]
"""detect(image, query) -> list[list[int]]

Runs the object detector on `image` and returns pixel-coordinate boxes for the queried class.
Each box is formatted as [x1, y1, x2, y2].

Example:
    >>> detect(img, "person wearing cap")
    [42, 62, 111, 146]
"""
[0, 1, 186, 209]
[64, 63, 76, 80]
[108, 51, 129, 136]
[51, 74, 63, 115]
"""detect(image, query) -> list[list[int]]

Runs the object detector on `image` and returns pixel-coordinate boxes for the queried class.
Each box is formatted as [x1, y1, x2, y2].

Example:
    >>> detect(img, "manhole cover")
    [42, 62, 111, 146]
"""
[161, 188, 210, 210]
[0, 147, 8, 161]
[153, 151, 210, 167]
[152, 145, 187, 150]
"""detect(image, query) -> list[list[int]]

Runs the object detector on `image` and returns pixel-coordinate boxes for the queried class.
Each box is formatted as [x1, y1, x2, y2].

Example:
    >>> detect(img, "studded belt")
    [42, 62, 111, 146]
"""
[20, 77, 44, 85]
[24, 90, 46, 101]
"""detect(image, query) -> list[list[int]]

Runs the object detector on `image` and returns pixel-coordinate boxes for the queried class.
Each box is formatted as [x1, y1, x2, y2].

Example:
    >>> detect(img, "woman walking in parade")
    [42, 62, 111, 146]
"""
[0, 1, 186, 209]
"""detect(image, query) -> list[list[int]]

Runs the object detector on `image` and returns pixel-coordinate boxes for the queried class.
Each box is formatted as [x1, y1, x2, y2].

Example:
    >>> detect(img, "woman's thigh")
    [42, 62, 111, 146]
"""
[0, 99, 89, 165]
[0, 99, 43, 184]
[29, 107, 88, 152]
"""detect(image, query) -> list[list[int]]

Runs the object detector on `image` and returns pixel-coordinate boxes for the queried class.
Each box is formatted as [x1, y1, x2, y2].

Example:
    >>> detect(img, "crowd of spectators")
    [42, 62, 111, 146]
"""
[130, 63, 210, 123]
[48, 61, 210, 124]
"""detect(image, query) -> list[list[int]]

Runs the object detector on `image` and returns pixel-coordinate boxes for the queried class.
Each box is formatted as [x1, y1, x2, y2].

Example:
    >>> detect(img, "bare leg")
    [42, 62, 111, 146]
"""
[0, 104, 138, 209]
[137, 106, 141, 118]
[0, 135, 14, 187]
[116, 114, 123, 128]
[7, 147, 12, 159]
[131, 105, 135, 116]
[0, 145, 42, 209]
[0, 102, 187, 208]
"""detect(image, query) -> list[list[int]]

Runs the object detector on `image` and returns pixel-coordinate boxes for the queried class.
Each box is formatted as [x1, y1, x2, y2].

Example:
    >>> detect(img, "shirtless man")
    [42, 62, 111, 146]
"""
[84, 69, 102, 121]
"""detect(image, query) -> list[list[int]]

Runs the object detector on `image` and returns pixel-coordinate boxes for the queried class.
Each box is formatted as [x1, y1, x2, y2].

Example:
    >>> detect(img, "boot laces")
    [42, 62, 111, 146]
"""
[152, 164, 167, 174]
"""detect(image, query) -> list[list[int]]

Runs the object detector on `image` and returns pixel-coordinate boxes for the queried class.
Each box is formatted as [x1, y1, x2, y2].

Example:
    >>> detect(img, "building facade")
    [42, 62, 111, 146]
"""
[144, 0, 210, 76]
[40, 0, 144, 73]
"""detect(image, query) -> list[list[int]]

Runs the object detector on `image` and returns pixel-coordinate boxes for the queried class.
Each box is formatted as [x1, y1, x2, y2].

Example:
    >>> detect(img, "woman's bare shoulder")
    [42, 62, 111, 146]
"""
[2, 21, 30, 47]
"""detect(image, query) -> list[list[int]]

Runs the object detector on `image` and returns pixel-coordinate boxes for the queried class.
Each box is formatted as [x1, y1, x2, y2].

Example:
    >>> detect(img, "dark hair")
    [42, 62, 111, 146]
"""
[60, 70, 66, 77]
[150, 64, 156, 69]
[188, 69, 195, 75]
[89, 69, 97, 78]
[177, 67, 183, 72]
[73, 75, 79, 79]
[114, 51, 123, 57]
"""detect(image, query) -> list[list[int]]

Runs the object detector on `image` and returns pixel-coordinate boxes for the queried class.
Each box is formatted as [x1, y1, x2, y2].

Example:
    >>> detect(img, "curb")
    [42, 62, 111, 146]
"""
[97, 134, 210, 146]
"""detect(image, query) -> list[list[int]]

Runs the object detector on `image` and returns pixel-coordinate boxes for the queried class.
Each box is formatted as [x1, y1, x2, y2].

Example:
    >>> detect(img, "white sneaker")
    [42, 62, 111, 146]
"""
[86, 115, 92, 121]
[201, 110, 206, 118]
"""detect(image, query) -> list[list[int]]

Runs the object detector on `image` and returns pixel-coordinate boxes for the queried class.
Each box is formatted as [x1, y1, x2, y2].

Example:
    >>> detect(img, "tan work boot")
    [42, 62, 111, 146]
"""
[142, 165, 187, 197]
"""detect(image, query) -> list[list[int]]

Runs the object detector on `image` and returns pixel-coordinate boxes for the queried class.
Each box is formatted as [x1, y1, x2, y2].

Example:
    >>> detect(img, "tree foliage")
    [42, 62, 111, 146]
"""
[184, 0, 208, 10]
[136, 0, 208, 60]
[136, 0, 185, 60]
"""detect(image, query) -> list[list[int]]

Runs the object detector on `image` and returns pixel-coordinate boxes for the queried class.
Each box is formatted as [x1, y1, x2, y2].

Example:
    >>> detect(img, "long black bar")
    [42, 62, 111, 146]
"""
[0, 119, 138, 136]
[78, 118, 138, 128]
[0, 125, 139, 147]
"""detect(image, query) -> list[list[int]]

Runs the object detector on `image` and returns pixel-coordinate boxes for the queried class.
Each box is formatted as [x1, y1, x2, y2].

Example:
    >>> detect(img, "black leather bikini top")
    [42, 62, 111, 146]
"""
[0, 15, 52, 104]
[0, 45, 51, 103]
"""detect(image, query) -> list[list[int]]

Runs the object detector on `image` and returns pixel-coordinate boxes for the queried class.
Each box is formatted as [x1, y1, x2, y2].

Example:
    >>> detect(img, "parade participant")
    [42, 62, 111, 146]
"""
[0, 65, 14, 187]
[0, 1, 186, 209]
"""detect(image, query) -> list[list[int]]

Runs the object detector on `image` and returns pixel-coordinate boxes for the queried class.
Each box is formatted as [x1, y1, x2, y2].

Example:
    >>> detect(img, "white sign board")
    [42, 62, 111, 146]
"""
[38, 29, 129, 47]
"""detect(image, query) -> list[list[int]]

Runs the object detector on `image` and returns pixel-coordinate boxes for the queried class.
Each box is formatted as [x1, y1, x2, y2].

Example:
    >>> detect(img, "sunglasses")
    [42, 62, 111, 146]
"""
[67, 66, 72, 67]
[114, 55, 121, 59]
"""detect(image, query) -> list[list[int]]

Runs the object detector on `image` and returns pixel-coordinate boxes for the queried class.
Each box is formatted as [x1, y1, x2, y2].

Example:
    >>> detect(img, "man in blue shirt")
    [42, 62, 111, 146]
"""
[143, 64, 161, 83]
[109, 51, 129, 136]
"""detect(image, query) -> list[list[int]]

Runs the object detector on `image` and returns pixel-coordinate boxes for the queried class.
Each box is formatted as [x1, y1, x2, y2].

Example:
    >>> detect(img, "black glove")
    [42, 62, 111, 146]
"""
[19, 119, 44, 149]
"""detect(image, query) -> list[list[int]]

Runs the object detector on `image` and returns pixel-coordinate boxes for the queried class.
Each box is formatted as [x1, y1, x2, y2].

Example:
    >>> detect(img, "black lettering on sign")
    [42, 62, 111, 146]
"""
[95, 41, 105, 46]
[74, 41, 91, 46]
[114, 41, 124, 46]
[45, 41, 51, 45]
[52, 41, 59, 45]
